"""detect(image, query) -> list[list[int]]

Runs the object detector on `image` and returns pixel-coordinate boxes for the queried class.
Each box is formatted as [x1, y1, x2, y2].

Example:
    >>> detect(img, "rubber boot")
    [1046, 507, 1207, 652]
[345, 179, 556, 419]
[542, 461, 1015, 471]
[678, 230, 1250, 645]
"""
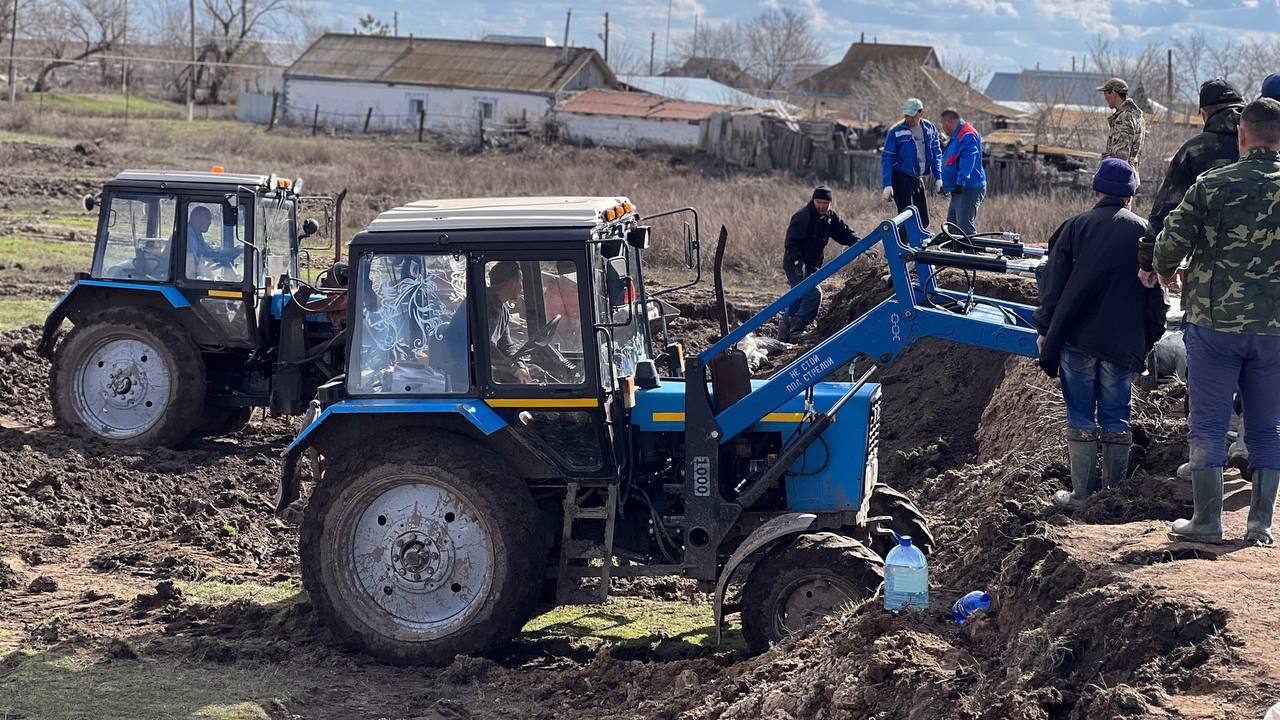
[777, 315, 793, 343]
[1169, 467, 1225, 543]
[1228, 423, 1252, 482]
[1100, 431, 1132, 490]
[1054, 431, 1099, 510]
[1245, 468, 1279, 548]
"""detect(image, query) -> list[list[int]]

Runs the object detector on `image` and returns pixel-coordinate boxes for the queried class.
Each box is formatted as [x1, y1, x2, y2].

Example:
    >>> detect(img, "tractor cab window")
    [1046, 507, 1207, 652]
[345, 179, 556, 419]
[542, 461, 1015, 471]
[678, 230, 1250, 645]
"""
[257, 194, 296, 284]
[483, 260, 586, 386]
[184, 201, 246, 283]
[95, 193, 177, 282]
[591, 243, 649, 387]
[349, 252, 470, 395]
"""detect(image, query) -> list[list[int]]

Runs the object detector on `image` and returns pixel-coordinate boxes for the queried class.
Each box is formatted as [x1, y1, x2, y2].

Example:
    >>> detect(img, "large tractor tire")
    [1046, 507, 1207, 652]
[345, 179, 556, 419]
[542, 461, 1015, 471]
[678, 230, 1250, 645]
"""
[740, 532, 883, 653]
[300, 434, 547, 665]
[866, 484, 935, 560]
[50, 307, 206, 447]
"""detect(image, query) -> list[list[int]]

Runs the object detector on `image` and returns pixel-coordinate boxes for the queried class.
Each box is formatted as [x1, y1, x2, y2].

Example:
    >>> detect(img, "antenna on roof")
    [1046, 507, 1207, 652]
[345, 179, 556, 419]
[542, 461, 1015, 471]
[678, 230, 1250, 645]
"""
[860, 31, 865, 43]
[562, 9, 571, 61]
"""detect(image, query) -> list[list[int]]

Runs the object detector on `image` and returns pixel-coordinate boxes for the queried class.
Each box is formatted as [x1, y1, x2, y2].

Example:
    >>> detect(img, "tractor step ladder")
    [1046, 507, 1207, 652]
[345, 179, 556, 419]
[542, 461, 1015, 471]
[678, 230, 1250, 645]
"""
[555, 482, 618, 605]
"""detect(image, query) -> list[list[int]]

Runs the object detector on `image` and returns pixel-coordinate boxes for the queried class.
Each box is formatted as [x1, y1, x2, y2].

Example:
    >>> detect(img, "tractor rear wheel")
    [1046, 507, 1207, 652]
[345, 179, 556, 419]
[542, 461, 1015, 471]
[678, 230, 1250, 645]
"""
[740, 532, 883, 653]
[300, 434, 546, 665]
[50, 307, 206, 447]
[866, 484, 935, 560]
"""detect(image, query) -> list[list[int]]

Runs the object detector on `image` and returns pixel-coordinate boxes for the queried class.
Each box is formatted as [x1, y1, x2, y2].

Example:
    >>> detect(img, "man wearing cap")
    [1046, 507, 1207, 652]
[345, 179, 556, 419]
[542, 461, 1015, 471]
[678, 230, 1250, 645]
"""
[1099, 78, 1146, 179]
[939, 108, 987, 235]
[1145, 98, 1280, 546]
[1139, 79, 1247, 483]
[881, 98, 943, 229]
[778, 185, 859, 341]
[1036, 158, 1167, 510]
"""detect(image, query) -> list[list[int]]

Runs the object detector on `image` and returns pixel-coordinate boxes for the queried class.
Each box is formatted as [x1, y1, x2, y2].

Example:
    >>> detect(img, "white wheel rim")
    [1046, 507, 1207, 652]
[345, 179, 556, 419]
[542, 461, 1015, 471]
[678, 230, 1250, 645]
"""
[346, 479, 495, 636]
[73, 337, 172, 439]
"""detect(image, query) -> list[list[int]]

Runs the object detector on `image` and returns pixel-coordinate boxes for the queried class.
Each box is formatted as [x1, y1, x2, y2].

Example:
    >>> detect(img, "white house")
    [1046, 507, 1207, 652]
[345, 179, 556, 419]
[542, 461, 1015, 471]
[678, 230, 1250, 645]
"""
[283, 34, 616, 133]
[556, 89, 732, 150]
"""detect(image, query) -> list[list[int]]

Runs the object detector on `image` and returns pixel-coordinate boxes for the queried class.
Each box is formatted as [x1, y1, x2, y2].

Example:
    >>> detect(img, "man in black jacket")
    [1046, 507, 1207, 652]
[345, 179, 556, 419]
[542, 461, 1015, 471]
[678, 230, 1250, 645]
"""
[1036, 159, 1168, 509]
[779, 185, 859, 341]
[1139, 79, 1244, 270]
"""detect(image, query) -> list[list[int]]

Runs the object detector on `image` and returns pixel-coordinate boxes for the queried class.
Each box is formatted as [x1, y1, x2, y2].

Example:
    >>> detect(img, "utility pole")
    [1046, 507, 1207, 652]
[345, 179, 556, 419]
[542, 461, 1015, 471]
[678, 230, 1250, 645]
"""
[1167, 48, 1174, 109]
[187, 0, 195, 121]
[602, 12, 608, 64]
[121, 0, 128, 94]
[7, 0, 17, 103]
[393, 11, 398, 36]
[649, 32, 655, 75]
[692, 14, 698, 58]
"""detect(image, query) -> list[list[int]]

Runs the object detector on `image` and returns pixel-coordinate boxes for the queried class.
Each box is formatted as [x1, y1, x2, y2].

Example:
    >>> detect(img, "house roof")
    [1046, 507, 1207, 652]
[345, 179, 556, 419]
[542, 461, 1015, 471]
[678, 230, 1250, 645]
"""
[558, 89, 731, 121]
[618, 75, 777, 109]
[287, 33, 613, 93]
[366, 196, 632, 232]
[985, 70, 1111, 107]
[663, 57, 762, 90]
[837, 42, 939, 68]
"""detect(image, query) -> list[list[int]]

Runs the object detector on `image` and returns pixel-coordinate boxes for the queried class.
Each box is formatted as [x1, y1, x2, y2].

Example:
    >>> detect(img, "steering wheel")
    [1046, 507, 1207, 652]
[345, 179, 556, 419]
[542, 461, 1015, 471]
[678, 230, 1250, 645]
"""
[513, 314, 562, 359]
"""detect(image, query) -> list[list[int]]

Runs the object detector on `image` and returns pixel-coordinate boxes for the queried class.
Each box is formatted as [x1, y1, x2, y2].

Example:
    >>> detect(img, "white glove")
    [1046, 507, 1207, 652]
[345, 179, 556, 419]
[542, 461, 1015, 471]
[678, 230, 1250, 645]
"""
[934, 179, 944, 194]
[882, 186, 894, 202]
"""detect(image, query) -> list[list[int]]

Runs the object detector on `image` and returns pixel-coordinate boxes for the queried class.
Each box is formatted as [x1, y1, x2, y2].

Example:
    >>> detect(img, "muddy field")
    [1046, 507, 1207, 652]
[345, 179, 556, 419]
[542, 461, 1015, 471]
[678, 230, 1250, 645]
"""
[2, 116, 1279, 719]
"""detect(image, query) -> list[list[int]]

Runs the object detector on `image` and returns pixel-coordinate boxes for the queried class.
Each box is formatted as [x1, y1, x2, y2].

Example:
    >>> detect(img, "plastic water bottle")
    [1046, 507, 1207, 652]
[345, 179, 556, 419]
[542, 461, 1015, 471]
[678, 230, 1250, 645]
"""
[951, 591, 991, 624]
[883, 536, 928, 612]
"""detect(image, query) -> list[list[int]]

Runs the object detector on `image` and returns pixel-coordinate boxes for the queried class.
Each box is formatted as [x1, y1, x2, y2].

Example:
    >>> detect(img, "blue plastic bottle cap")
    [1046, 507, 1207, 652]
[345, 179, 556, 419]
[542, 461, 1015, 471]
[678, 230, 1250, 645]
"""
[899, 536, 912, 547]
[979, 592, 991, 603]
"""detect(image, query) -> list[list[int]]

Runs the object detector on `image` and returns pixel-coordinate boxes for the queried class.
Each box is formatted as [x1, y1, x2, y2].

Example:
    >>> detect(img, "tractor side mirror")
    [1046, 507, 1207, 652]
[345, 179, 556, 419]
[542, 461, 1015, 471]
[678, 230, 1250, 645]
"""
[626, 225, 650, 250]
[292, 177, 305, 195]
[683, 221, 696, 270]
[300, 217, 320, 239]
[605, 256, 633, 310]
[82, 194, 97, 212]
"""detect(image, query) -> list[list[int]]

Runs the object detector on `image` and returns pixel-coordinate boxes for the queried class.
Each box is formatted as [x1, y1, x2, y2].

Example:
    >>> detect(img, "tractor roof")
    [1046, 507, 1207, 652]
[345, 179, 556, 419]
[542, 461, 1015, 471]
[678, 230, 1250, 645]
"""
[109, 169, 274, 188]
[366, 196, 633, 233]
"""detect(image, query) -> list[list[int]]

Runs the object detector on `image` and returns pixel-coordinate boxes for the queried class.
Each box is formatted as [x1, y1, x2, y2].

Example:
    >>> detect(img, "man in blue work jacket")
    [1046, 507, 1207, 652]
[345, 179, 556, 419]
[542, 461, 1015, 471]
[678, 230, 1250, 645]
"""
[881, 97, 943, 229]
[939, 108, 988, 235]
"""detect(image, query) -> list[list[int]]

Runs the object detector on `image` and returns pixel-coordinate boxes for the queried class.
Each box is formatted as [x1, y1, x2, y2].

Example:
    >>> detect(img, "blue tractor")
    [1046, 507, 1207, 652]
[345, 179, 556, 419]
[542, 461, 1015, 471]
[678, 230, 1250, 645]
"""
[278, 197, 1045, 663]
[39, 169, 347, 447]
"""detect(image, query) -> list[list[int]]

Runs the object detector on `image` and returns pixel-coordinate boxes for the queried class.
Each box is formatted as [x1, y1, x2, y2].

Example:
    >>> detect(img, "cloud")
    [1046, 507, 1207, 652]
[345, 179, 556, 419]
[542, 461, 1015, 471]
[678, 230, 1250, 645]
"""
[1035, 1, 1119, 40]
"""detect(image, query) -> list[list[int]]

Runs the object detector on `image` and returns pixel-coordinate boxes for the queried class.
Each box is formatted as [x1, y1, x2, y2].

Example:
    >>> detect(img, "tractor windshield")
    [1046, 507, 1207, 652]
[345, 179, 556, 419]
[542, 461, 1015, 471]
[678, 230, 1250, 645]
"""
[94, 193, 177, 282]
[348, 252, 470, 395]
[257, 194, 297, 283]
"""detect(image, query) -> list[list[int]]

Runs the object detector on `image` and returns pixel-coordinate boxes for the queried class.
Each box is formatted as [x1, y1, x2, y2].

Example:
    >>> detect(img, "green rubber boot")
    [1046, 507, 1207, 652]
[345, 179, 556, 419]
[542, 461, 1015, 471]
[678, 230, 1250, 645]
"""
[1054, 432, 1099, 510]
[1100, 431, 1131, 489]
[1245, 468, 1279, 548]
[1169, 467, 1225, 543]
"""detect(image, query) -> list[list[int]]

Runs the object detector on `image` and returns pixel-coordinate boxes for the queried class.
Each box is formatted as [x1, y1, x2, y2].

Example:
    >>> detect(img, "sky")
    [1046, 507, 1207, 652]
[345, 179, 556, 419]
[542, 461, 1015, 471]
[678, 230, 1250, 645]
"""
[311, 0, 1280, 78]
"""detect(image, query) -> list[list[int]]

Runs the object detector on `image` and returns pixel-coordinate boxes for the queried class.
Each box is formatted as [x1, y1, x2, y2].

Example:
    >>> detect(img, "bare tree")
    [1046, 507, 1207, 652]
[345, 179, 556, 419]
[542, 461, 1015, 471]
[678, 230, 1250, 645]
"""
[742, 8, 827, 90]
[196, 0, 303, 103]
[29, 0, 126, 92]
[606, 39, 653, 77]
[671, 19, 749, 70]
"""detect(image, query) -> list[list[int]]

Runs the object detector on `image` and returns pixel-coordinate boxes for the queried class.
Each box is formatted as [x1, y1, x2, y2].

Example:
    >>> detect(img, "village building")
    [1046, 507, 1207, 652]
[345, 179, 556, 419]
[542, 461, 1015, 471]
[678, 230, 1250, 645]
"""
[555, 89, 730, 149]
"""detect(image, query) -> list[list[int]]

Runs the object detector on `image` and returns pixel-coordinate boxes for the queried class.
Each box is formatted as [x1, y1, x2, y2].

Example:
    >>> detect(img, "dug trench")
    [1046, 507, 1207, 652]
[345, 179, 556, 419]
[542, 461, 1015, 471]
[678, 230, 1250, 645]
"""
[0, 259, 1277, 718]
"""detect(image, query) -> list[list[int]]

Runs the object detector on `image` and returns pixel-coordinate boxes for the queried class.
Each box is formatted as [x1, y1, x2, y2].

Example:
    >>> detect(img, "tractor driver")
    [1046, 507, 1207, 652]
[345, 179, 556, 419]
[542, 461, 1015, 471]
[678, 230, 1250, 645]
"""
[486, 261, 533, 384]
[185, 205, 242, 282]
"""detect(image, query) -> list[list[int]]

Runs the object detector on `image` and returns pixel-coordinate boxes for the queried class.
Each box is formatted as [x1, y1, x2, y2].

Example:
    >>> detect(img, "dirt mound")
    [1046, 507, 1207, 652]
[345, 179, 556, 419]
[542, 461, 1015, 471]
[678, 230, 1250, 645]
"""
[977, 356, 1065, 465]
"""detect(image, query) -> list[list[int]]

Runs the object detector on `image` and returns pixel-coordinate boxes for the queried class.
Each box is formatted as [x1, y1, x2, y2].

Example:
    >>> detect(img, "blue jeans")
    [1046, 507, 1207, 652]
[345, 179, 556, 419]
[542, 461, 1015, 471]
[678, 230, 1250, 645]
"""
[782, 262, 822, 333]
[946, 184, 986, 235]
[1059, 344, 1134, 434]
[1184, 323, 1280, 469]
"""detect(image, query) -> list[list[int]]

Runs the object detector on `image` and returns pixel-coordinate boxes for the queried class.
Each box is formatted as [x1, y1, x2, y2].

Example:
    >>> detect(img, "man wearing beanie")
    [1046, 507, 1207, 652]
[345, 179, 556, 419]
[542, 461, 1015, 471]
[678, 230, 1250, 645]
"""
[880, 98, 943, 229]
[1036, 158, 1168, 510]
[1262, 74, 1280, 101]
[1140, 78, 1247, 483]
[779, 185, 859, 341]
[1146, 98, 1280, 546]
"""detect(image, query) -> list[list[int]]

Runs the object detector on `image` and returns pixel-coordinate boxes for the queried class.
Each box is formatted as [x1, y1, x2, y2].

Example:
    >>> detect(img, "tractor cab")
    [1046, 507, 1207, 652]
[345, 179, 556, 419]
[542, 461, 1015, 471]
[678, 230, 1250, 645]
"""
[41, 169, 346, 447]
[333, 197, 656, 480]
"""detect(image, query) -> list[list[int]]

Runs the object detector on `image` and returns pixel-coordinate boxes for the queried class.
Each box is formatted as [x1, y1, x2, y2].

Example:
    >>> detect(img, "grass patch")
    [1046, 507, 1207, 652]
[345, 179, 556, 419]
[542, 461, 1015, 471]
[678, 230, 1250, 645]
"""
[521, 596, 745, 658]
[0, 129, 77, 147]
[0, 234, 94, 268]
[0, 651, 282, 720]
[0, 298, 55, 330]
[8, 211, 99, 231]
[27, 93, 183, 118]
[174, 580, 298, 606]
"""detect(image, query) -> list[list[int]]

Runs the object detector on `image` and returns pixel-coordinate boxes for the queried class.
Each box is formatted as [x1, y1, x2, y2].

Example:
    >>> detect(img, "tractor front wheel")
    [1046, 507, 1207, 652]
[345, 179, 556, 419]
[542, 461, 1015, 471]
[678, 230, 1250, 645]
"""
[50, 307, 206, 447]
[740, 532, 883, 653]
[300, 436, 546, 665]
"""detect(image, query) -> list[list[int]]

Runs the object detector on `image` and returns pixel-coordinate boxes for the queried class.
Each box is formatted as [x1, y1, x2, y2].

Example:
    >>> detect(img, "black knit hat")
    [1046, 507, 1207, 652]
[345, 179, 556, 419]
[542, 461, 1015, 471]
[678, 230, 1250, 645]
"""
[812, 185, 833, 201]
[1199, 78, 1243, 108]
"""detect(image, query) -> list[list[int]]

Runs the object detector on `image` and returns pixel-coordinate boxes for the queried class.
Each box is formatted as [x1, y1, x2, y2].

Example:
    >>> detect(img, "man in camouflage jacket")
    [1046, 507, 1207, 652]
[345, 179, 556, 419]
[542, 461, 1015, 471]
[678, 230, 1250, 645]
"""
[1099, 78, 1145, 182]
[1145, 98, 1280, 546]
